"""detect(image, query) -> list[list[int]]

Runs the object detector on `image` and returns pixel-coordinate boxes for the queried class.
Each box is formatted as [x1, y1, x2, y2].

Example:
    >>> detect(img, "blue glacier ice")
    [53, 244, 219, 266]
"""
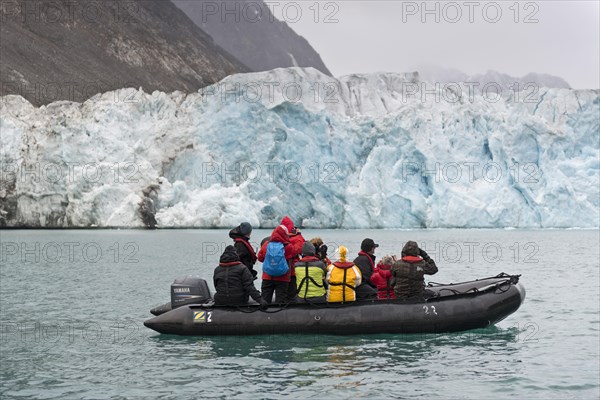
[0, 68, 598, 228]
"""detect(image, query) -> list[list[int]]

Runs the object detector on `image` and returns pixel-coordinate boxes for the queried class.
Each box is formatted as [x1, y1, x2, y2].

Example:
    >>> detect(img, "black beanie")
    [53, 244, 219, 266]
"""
[239, 222, 252, 236]
[302, 241, 316, 256]
[220, 245, 240, 263]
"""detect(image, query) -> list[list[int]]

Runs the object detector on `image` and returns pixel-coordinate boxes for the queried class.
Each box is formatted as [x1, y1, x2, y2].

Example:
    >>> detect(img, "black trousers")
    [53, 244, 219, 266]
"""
[261, 280, 288, 304]
[286, 276, 298, 303]
[356, 283, 378, 300]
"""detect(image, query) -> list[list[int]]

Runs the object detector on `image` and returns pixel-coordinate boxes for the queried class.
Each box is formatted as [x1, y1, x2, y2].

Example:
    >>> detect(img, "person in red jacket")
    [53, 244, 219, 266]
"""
[370, 255, 396, 299]
[281, 216, 305, 302]
[257, 218, 303, 303]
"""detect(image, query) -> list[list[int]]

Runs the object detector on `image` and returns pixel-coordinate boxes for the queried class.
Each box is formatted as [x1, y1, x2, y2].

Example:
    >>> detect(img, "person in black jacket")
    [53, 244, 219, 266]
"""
[391, 241, 438, 300]
[353, 238, 379, 300]
[213, 245, 267, 308]
[229, 222, 258, 278]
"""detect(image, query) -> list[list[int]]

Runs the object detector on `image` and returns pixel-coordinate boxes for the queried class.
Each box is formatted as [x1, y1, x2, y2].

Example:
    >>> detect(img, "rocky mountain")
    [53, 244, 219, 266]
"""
[0, 0, 249, 106]
[173, 0, 331, 75]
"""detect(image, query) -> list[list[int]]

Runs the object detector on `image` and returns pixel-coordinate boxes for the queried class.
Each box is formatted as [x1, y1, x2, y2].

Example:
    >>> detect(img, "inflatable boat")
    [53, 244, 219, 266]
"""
[144, 273, 525, 336]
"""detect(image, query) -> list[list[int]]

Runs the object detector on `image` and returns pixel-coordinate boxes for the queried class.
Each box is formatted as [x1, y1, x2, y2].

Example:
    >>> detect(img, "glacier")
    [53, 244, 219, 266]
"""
[0, 67, 598, 228]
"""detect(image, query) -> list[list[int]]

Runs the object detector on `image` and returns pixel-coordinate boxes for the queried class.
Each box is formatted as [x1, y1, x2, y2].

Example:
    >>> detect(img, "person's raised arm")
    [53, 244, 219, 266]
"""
[257, 241, 268, 262]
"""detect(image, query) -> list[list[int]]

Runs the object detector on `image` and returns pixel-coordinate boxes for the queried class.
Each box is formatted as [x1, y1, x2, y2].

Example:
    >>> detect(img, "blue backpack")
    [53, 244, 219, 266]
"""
[263, 242, 289, 277]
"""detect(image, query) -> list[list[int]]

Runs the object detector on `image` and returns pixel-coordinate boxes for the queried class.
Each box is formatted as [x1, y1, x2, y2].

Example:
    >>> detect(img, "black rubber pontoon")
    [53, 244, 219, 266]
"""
[144, 273, 525, 336]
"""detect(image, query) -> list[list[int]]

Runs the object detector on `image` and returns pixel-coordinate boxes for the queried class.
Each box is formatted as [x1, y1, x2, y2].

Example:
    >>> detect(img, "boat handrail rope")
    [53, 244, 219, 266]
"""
[222, 274, 522, 314]
[428, 272, 520, 287]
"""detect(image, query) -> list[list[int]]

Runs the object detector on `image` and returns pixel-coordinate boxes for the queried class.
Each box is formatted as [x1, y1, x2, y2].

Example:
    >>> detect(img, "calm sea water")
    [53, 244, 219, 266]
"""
[0, 229, 598, 399]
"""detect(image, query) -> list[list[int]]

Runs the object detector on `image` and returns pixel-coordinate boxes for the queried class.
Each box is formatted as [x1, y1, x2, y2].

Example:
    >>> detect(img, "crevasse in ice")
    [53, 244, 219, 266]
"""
[1, 68, 598, 228]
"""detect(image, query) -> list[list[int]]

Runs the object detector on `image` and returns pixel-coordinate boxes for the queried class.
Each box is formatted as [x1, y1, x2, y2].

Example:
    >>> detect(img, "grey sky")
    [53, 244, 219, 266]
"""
[275, 0, 600, 88]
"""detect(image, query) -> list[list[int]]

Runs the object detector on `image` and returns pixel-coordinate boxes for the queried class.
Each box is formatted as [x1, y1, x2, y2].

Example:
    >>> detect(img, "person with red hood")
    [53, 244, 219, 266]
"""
[257, 217, 303, 303]
[370, 255, 396, 299]
[391, 241, 438, 300]
[281, 216, 305, 302]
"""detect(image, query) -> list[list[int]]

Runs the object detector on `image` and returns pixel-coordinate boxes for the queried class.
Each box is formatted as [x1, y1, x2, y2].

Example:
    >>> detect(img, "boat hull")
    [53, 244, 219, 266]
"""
[144, 275, 525, 336]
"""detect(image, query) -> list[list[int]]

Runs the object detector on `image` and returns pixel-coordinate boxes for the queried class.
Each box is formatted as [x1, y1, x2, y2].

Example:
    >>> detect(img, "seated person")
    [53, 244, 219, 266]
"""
[391, 241, 438, 301]
[294, 242, 327, 303]
[370, 255, 396, 299]
[353, 238, 379, 300]
[310, 237, 331, 265]
[325, 246, 362, 303]
[213, 245, 267, 308]
[229, 222, 258, 278]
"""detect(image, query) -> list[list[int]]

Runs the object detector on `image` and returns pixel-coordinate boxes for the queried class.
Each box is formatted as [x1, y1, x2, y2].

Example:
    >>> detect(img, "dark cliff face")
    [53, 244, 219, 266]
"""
[0, 0, 250, 106]
[173, 0, 331, 75]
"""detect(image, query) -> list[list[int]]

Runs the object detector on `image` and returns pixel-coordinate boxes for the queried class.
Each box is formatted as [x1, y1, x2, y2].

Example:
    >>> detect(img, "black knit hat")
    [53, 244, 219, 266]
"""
[302, 241, 316, 256]
[220, 245, 240, 263]
[239, 222, 252, 236]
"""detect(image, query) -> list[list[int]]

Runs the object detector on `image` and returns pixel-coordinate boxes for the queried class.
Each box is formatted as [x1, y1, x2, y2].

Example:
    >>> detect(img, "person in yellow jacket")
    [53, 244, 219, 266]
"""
[326, 246, 362, 303]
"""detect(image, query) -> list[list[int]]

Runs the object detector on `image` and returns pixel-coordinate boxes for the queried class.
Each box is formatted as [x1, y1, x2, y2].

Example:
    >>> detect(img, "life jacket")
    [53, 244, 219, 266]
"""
[294, 256, 327, 299]
[357, 251, 375, 270]
[326, 261, 362, 303]
[233, 237, 257, 264]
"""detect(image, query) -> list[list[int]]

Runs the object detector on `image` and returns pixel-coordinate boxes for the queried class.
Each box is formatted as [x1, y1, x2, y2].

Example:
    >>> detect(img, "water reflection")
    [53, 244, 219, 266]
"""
[148, 325, 521, 366]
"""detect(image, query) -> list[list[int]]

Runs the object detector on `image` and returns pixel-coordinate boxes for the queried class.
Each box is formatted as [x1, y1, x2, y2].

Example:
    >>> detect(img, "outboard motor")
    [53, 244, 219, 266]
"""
[170, 276, 212, 309]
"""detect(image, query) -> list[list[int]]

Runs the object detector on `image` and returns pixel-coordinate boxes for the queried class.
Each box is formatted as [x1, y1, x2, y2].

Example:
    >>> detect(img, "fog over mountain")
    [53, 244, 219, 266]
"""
[417, 65, 571, 92]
